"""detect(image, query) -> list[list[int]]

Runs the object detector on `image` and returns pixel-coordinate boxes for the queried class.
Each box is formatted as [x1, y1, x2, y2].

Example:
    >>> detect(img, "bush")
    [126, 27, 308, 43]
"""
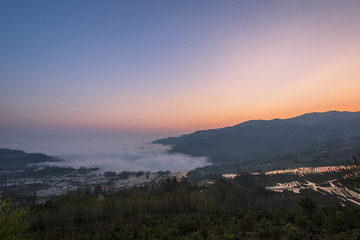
[0, 195, 30, 240]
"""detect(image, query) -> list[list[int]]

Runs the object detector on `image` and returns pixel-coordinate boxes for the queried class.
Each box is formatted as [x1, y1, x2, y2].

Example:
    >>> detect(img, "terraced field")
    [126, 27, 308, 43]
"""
[263, 166, 360, 205]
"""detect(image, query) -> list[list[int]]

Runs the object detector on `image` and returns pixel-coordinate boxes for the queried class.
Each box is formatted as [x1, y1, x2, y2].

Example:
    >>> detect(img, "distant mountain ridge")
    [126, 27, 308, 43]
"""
[0, 148, 60, 171]
[153, 111, 360, 164]
[283, 111, 360, 125]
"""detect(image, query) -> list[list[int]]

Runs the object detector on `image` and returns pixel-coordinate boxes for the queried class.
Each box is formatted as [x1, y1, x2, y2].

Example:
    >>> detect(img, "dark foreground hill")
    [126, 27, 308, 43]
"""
[153, 111, 360, 168]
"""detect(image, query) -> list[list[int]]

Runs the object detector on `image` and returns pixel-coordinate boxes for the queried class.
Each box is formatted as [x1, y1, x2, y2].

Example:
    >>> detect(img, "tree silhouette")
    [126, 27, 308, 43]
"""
[339, 154, 360, 188]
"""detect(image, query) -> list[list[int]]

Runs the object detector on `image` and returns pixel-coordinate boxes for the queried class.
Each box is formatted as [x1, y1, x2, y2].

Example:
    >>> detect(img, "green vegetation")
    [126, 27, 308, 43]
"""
[20, 177, 360, 239]
[0, 194, 31, 240]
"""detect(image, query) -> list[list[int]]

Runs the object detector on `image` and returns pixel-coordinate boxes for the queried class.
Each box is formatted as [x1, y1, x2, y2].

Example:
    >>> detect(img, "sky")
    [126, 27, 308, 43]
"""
[1, 0, 360, 135]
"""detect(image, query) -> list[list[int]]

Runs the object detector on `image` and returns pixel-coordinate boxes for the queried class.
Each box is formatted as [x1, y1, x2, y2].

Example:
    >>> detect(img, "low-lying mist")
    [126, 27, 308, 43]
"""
[0, 129, 210, 172]
[52, 143, 210, 172]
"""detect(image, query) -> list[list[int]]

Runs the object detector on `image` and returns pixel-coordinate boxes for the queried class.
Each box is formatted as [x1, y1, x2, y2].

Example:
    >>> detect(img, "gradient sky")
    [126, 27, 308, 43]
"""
[1, 0, 360, 134]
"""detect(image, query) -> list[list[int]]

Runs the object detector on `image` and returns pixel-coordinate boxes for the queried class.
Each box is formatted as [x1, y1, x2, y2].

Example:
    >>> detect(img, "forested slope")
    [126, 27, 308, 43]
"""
[154, 111, 360, 165]
[24, 176, 360, 240]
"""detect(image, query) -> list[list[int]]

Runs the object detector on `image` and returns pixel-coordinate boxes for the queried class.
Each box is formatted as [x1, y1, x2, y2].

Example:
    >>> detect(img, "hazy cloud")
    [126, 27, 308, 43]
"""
[54, 144, 210, 172]
[0, 131, 210, 172]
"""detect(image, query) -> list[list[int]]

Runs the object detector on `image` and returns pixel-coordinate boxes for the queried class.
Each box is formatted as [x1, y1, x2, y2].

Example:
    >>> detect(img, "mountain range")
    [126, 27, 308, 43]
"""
[153, 111, 360, 171]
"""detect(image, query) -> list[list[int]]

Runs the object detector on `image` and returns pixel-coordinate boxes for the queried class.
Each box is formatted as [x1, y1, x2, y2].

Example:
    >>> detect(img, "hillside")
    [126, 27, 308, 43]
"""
[0, 148, 61, 171]
[24, 174, 360, 240]
[153, 111, 360, 166]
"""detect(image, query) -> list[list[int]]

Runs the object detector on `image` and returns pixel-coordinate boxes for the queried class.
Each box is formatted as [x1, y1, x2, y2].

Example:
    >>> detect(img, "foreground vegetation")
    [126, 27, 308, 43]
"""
[2, 175, 360, 240]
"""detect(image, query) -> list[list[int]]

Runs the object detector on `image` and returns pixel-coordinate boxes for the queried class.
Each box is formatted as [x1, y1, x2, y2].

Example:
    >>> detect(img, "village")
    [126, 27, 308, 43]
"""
[0, 167, 188, 202]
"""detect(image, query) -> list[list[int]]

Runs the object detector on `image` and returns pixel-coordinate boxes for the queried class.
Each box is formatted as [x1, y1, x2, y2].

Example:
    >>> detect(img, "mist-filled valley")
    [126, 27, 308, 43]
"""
[0, 130, 210, 173]
[2, 0, 360, 239]
[1, 116, 360, 240]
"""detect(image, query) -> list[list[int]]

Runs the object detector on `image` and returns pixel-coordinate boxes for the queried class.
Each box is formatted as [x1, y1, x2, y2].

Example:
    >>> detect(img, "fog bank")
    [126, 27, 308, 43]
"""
[0, 130, 210, 172]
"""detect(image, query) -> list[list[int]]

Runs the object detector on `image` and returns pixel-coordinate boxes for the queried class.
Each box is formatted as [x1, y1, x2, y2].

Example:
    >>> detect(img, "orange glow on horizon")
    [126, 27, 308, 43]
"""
[1, 1, 360, 134]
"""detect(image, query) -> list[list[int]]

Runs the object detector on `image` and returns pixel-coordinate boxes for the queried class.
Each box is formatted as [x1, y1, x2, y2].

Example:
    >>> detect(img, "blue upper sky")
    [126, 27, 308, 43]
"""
[1, 0, 360, 133]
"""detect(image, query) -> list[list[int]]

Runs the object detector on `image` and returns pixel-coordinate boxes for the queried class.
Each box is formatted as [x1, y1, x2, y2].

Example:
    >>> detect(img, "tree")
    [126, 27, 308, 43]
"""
[339, 154, 360, 188]
[0, 195, 31, 240]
